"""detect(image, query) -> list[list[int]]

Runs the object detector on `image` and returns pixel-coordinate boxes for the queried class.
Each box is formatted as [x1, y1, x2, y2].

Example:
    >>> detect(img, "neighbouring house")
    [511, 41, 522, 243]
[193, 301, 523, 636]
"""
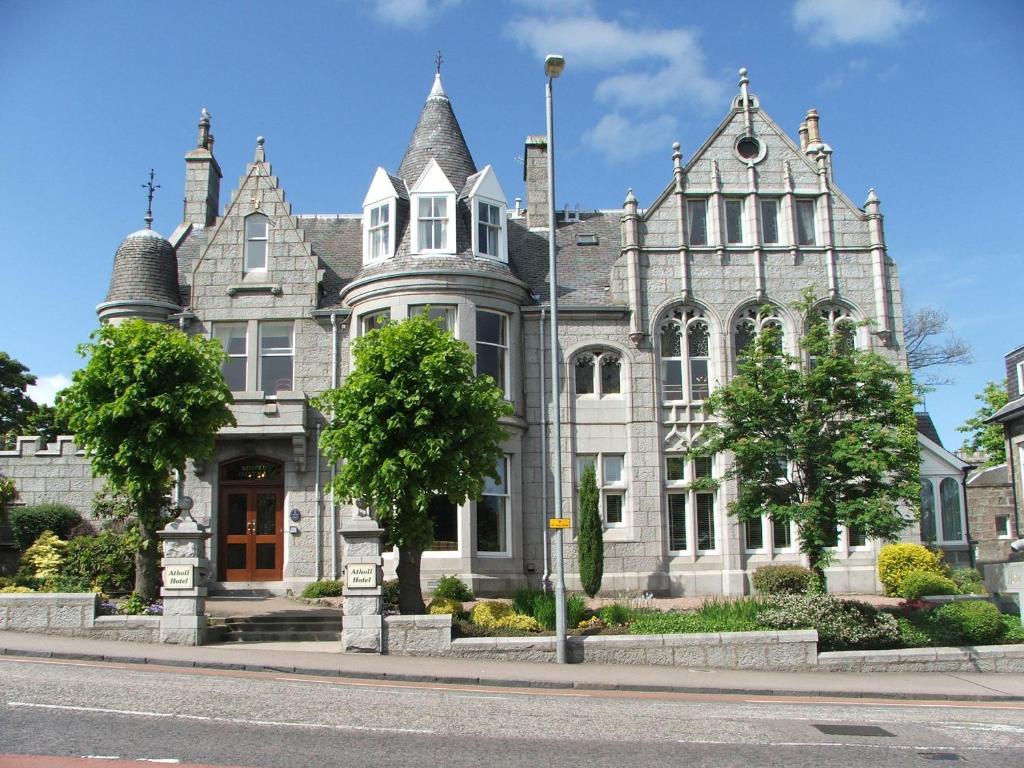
[1, 69, 932, 596]
[982, 344, 1024, 555]
[916, 412, 972, 567]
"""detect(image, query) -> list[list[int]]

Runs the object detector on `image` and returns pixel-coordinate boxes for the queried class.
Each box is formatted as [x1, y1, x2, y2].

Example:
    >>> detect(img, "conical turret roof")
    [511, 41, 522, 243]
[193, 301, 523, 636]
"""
[103, 228, 181, 307]
[397, 74, 476, 190]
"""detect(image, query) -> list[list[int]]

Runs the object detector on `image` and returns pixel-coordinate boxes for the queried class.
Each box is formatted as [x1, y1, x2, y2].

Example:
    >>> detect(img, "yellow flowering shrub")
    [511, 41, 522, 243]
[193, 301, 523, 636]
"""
[494, 614, 542, 632]
[0, 586, 34, 593]
[427, 597, 463, 615]
[470, 600, 513, 627]
[18, 530, 67, 585]
[877, 543, 945, 596]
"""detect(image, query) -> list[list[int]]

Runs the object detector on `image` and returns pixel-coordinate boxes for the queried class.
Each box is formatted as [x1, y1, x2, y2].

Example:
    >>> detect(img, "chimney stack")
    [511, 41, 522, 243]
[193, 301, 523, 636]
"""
[805, 109, 821, 146]
[522, 135, 549, 230]
[183, 108, 222, 228]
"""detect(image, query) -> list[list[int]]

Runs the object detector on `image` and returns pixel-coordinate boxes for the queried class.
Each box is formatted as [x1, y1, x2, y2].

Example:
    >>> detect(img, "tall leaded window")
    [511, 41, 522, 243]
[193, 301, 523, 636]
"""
[734, 306, 783, 360]
[477, 456, 509, 554]
[258, 321, 293, 396]
[368, 202, 390, 260]
[660, 308, 710, 402]
[244, 214, 269, 272]
[725, 199, 744, 244]
[772, 516, 793, 549]
[939, 477, 964, 541]
[760, 199, 779, 244]
[574, 350, 622, 396]
[214, 322, 247, 391]
[418, 196, 448, 250]
[687, 198, 708, 246]
[477, 201, 501, 258]
[795, 199, 816, 245]
[814, 305, 858, 358]
[476, 310, 508, 396]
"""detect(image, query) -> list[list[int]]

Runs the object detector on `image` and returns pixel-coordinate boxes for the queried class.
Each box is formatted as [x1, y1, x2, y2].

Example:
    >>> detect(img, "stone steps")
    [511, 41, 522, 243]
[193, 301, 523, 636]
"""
[211, 613, 343, 643]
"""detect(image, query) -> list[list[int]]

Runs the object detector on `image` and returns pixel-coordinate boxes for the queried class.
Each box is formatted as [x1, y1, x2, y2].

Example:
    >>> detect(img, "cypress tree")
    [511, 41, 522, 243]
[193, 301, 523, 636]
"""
[577, 462, 603, 598]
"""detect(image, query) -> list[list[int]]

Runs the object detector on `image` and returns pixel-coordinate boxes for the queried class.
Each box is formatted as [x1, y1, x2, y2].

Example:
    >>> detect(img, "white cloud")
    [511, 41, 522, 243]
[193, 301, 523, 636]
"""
[372, 0, 462, 28]
[27, 374, 71, 407]
[793, 0, 926, 47]
[505, 12, 723, 161]
[583, 113, 678, 163]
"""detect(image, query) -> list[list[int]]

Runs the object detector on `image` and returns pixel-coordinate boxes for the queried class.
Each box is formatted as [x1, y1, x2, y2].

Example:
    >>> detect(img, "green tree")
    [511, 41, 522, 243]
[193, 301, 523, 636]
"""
[26, 403, 72, 445]
[577, 461, 603, 598]
[699, 296, 920, 587]
[56, 319, 235, 600]
[314, 313, 511, 614]
[0, 351, 38, 447]
[957, 381, 1008, 466]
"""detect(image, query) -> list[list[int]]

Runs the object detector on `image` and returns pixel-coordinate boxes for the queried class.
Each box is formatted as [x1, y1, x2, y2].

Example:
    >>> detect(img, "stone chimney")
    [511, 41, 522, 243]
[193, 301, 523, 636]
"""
[798, 121, 809, 151]
[523, 135, 549, 230]
[805, 109, 821, 147]
[183, 108, 222, 228]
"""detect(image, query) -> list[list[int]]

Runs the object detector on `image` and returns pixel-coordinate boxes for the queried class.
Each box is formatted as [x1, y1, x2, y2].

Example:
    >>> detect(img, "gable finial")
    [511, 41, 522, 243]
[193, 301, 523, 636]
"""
[142, 168, 160, 229]
[435, 49, 444, 75]
[738, 67, 753, 136]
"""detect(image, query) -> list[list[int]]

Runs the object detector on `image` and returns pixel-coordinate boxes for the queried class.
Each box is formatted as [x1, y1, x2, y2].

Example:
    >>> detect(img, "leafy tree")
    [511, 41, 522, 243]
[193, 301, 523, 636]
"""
[26, 403, 72, 445]
[577, 461, 603, 598]
[699, 296, 920, 587]
[314, 313, 511, 614]
[957, 381, 1008, 466]
[56, 319, 235, 600]
[0, 351, 38, 447]
[903, 306, 972, 390]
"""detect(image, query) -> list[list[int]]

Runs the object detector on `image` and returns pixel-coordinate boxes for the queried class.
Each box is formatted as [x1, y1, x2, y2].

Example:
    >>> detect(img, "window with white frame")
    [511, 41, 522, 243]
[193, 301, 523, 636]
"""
[574, 350, 622, 396]
[996, 515, 1012, 539]
[360, 308, 391, 336]
[734, 306, 783, 361]
[258, 321, 293, 396]
[367, 201, 391, 260]
[795, 199, 816, 246]
[744, 517, 765, 550]
[476, 201, 502, 259]
[410, 304, 456, 334]
[687, 198, 708, 246]
[724, 199, 744, 244]
[659, 307, 710, 402]
[772, 516, 793, 549]
[760, 199, 779, 244]
[213, 322, 247, 391]
[417, 195, 449, 251]
[665, 454, 717, 553]
[475, 310, 508, 396]
[847, 523, 868, 548]
[920, 477, 966, 544]
[244, 214, 269, 272]
[476, 455, 510, 554]
[1016, 361, 1024, 397]
[576, 453, 627, 527]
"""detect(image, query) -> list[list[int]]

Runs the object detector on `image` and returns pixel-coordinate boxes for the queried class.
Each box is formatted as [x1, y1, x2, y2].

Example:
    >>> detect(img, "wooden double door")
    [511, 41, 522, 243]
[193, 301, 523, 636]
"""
[219, 459, 284, 581]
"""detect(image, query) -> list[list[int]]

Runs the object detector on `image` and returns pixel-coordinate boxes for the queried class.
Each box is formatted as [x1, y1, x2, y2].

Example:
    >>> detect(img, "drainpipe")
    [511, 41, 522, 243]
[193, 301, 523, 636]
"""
[962, 465, 975, 569]
[330, 312, 339, 578]
[539, 307, 551, 589]
[314, 420, 322, 581]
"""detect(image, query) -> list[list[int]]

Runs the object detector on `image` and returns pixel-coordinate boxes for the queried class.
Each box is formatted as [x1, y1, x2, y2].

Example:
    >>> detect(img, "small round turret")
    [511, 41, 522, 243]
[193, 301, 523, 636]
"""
[96, 228, 181, 324]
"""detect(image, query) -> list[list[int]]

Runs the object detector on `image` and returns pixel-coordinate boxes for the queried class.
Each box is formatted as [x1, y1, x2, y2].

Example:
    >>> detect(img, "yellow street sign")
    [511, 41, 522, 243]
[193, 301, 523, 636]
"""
[548, 517, 571, 529]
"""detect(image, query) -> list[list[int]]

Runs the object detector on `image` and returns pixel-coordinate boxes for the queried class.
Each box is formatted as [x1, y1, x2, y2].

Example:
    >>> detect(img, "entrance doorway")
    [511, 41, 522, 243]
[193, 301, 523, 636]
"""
[218, 458, 284, 581]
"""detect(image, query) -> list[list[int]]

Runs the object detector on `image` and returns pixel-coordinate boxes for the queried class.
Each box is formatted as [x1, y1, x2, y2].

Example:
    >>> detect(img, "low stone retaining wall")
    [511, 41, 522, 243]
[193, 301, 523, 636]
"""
[820, 645, 1024, 673]
[0, 593, 159, 643]
[383, 614, 452, 655]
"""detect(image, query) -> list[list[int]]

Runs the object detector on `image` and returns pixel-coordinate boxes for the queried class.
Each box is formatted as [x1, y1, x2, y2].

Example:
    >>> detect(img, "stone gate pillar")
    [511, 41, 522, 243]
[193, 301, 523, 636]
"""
[340, 508, 384, 653]
[158, 497, 211, 645]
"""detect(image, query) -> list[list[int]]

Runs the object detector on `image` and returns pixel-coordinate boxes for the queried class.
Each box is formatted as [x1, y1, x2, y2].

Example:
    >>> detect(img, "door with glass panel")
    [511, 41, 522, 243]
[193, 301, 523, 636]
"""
[218, 459, 284, 581]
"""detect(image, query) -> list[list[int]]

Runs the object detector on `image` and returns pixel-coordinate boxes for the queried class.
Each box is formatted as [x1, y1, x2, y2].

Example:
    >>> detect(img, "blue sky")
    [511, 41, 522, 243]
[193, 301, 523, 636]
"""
[0, 0, 1020, 447]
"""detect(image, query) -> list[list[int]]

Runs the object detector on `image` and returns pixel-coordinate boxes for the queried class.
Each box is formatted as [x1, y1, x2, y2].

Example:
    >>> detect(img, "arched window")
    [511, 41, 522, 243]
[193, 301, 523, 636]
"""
[660, 308, 710, 402]
[818, 305, 857, 350]
[244, 213, 269, 272]
[574, 350, 622, 396]
[920, 479, 936, 542]
[734, 306, 783, 361]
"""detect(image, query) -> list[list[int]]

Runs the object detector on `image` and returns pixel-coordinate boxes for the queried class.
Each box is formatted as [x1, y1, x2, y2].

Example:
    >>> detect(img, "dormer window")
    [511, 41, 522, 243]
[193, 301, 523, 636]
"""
[478, 201, 501, 257]
[368, 202, 390, 260]
[244, 214, 268, 272]
[418, 196, 448, 250]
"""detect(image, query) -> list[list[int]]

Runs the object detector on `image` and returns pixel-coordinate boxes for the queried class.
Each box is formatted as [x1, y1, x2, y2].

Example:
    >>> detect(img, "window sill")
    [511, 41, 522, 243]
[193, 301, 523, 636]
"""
[227, 283, 283, 296]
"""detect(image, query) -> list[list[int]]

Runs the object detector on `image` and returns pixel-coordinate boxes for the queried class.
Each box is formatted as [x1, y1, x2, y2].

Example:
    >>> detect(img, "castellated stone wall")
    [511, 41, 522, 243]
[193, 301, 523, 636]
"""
[0, 437, 105, 518]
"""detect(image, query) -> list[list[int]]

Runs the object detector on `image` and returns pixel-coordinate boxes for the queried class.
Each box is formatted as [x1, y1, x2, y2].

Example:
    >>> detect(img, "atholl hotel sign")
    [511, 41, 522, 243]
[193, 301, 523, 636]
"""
[164, 565, 195, 590]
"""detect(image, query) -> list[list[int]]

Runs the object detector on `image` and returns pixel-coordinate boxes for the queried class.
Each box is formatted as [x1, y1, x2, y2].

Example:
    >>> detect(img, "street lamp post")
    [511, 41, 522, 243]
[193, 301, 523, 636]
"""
[544, 53, 567, 664]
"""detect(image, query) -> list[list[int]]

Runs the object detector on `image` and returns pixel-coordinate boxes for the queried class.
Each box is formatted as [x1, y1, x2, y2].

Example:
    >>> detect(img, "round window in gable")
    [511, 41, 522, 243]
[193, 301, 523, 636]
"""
[735, 136, 763, 162]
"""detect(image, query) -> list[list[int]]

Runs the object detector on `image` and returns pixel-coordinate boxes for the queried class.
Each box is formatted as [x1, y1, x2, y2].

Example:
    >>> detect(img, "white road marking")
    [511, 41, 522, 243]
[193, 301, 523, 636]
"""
[8, 701, 433, 735]
[939, 722, 1024, 734]
[743, 697, 1024, 711]
[676, 739, 1002, 752]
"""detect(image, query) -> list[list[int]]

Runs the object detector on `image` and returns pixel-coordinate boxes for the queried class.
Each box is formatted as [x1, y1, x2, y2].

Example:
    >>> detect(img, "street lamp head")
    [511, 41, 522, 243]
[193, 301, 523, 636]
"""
[544, 54, 565, 79]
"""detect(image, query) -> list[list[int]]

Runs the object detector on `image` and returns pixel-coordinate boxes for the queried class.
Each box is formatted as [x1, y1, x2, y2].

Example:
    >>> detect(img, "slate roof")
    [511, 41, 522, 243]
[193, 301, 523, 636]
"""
[105, 228, 181, 308]
[397, 74, 476, 193]
[988, 396, 1024, 425]
[296, 216, 363, 308]
[916, 412, 943, 447]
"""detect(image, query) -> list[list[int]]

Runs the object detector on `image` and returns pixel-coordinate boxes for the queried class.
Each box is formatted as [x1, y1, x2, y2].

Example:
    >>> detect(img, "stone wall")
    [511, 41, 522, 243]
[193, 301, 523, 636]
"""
[0, 437, 105, 517]
[0, 593, 159, 643]
[383, 614, 452, 655]
[967, 464, 1018, 564]
[820, 645, 1024, 673]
